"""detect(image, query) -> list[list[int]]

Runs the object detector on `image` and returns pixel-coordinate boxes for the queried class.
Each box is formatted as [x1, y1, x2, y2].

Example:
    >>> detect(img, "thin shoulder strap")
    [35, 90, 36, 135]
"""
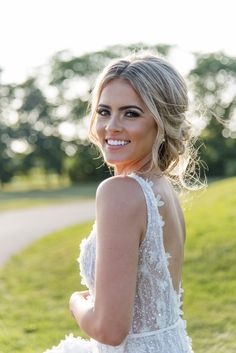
[129, 174, 179, 296]
[129, 173, 165, 243]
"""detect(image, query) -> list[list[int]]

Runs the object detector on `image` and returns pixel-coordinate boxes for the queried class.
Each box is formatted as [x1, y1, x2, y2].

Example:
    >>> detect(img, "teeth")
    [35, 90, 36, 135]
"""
[107, 139, 130, 146]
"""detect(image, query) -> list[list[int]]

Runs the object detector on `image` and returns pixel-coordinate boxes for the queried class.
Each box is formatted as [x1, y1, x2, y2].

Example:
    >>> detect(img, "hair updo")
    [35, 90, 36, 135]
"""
[89, 53, 200, 189]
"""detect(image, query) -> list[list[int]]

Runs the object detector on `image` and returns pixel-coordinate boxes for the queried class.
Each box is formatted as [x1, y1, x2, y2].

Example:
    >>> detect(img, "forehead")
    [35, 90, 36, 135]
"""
[99, 78, 144, 106]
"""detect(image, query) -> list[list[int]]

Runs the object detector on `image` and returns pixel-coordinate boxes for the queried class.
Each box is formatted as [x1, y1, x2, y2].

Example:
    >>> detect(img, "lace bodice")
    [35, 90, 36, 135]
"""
[78, 174, 193, 353]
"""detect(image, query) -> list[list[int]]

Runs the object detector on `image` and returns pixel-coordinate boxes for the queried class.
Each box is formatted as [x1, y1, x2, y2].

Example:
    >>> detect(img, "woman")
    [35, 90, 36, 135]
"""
[45, 54, 195, 352]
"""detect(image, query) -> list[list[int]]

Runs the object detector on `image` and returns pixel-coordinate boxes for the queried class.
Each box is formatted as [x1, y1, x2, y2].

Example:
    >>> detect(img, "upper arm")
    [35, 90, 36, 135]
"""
[93, 176, 145, 339]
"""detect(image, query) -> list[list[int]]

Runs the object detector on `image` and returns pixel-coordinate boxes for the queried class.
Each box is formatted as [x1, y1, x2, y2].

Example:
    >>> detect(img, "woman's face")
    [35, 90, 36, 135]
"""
[95, 78, 158, 174]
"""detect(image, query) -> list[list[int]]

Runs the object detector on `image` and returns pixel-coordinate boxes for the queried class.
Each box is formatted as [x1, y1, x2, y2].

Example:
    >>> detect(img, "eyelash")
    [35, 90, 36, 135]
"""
[126, 111, 140, 118]
[96, 109, 140, 118]
[96, 109, 109, 116]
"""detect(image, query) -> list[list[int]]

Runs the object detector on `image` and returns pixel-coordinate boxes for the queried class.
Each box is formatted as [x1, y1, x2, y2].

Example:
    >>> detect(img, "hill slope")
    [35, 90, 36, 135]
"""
[0, 177, 235, 353]
[183, 177, 236, 352]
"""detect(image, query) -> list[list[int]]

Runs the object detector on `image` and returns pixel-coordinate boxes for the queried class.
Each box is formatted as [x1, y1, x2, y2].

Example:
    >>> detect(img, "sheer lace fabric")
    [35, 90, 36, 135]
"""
[44, 174, 193, 353]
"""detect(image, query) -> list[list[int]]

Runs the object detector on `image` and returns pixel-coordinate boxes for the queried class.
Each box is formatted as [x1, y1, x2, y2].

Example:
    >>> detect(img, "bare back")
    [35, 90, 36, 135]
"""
[141, 175, 185, 293]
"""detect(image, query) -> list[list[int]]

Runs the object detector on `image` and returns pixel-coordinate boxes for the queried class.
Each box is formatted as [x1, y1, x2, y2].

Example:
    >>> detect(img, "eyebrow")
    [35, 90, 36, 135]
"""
[97, 104, 144, 113]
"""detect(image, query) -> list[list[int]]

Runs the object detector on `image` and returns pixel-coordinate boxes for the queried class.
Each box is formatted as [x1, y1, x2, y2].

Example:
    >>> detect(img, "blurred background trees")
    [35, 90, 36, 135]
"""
[0, 43, 235, 186]
[188, 53, 236, 177]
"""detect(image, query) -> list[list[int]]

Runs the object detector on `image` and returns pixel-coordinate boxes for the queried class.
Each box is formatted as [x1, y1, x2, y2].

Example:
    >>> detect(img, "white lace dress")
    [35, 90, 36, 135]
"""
[44, 174, 194, 353]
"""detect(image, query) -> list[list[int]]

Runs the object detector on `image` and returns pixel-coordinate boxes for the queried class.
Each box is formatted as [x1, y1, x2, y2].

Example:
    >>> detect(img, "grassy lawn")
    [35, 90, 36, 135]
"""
[0, 177, 235, 352]
[183, 177, 236, 352]
[0, 184, 98, 211]
[0, 170, 101, 211]
[0, 222, 92, 353]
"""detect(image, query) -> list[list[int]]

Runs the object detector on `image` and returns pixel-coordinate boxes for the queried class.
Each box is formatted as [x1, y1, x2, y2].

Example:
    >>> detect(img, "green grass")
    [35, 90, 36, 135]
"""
[0, 177, 236, 352]
[0, 169, 100, 211]
[183, 177, 236, 352]
[0, 184, 98, 211]
[0, 222, 92, 353]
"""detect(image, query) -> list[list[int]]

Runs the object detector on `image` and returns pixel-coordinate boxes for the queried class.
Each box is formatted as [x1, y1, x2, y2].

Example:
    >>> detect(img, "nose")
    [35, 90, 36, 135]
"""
[105, 114, 122, 132]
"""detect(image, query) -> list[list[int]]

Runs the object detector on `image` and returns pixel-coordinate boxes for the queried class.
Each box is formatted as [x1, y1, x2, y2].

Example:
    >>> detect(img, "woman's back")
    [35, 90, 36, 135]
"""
[127, 174, 183, 332]
[151, 175, 185, 293]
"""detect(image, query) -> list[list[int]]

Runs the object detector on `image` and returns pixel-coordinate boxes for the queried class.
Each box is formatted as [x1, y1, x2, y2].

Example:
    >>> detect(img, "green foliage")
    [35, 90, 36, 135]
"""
[188, 52, 236, 177]
[49, 43, 171, 86]
[0, 135, 15, 185]
[0, 177, 236, 352]
[0, 85, 18, 185]
[1, 45, 236, 185]
[0, 43, 168, 186]
[67, 143, 111, 182]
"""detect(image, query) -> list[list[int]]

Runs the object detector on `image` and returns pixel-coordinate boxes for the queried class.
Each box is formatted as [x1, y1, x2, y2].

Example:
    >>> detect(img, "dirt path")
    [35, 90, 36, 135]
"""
[0, 200, 95, 266]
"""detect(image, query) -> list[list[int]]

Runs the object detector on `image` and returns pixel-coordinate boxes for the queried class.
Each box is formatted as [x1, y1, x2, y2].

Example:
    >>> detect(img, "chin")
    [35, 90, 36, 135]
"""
[104, 157, 124, 165]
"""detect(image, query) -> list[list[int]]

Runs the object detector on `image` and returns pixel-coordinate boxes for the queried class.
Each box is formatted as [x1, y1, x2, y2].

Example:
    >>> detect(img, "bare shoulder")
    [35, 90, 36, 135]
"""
[95, 176, 146, 240]
[96, 175, 145, 209]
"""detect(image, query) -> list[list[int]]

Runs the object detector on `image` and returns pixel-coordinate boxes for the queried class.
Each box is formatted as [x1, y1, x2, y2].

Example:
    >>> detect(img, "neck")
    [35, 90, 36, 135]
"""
[114, 158, 162, 178]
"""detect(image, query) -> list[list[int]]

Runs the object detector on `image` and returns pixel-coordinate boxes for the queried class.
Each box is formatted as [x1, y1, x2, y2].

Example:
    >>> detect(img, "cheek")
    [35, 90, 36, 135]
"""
[131, 123, 157, 140]
[142, 125, 158, 150]
[128, 124, 147, 138]
[95, 119, 103, 137]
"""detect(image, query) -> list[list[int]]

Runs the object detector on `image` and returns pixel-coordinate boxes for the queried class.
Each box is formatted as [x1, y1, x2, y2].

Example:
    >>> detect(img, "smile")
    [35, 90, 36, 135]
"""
[105, 139, 131, 146]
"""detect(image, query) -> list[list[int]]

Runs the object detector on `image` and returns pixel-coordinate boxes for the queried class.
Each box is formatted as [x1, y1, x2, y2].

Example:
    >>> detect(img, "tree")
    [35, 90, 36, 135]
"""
[0, 80, 17, 185]
[0, 43, 172, 185]
[0, 123, 15, 186]
[188, 52, 236, 176]
[67, 143, 110, 182]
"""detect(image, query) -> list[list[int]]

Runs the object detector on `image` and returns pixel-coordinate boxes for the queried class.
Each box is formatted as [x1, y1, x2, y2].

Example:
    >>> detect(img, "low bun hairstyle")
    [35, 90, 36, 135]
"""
[89, 53, 200, 189]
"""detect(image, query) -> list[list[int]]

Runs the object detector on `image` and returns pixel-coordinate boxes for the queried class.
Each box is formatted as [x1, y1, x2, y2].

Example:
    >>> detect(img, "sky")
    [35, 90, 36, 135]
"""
[1, 0, 236, 84]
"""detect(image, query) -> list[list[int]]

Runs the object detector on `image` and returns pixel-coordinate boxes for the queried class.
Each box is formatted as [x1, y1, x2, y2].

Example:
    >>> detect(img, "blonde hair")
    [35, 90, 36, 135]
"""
[89, 53, 201, 189]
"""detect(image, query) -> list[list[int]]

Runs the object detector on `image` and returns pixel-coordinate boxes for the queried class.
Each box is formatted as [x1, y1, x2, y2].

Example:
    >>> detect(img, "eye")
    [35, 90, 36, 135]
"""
[96, 108, 110, 117]
[125, 110, 140, 118]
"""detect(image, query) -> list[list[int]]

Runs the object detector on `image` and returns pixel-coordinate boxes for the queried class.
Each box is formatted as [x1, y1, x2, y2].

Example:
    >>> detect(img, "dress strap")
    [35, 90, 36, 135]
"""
[128, 173, 165, 244]
[129, 174, 182, 302]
